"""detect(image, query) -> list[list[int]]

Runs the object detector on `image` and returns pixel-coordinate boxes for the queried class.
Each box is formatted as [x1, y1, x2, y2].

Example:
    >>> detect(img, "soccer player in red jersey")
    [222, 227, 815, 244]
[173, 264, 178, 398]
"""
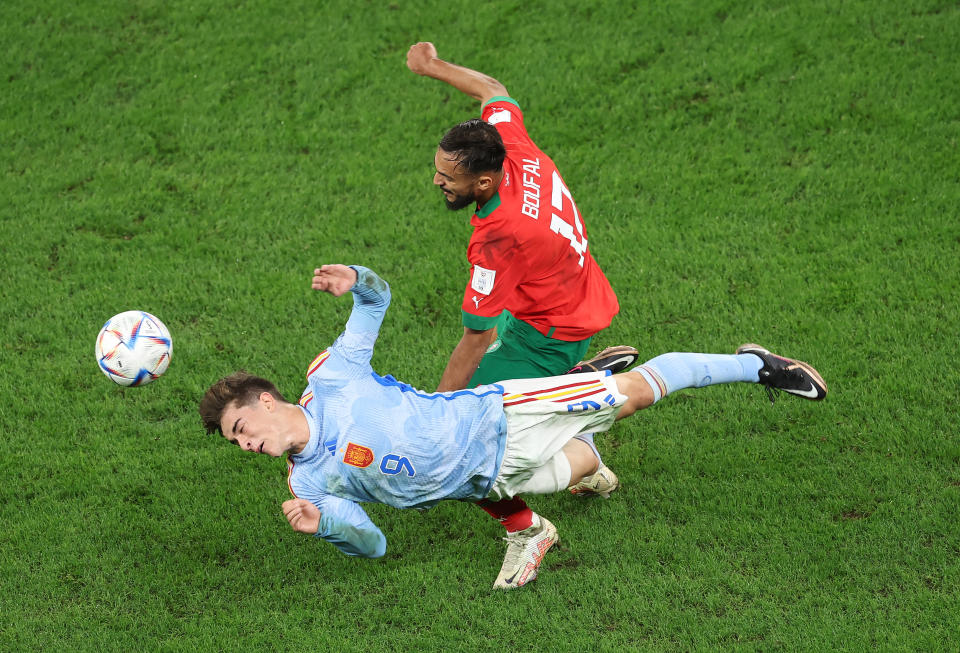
[407, 42, 639, 587]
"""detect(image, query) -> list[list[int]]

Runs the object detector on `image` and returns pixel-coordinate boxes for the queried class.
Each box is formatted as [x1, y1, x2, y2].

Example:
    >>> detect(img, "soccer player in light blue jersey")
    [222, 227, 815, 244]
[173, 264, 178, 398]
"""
[199, 264, 828, 590]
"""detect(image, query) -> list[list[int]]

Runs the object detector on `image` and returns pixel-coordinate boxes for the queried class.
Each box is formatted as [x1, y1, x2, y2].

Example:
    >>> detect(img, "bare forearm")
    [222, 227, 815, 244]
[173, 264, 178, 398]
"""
[407, 42, 508, 105]
[424, 59, 507, 104]
[436, 329, 495, 391]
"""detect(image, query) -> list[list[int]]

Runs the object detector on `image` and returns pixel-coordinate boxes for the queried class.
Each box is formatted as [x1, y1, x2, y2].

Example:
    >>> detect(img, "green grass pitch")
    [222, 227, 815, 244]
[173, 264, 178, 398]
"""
[2, 0, 959, 649]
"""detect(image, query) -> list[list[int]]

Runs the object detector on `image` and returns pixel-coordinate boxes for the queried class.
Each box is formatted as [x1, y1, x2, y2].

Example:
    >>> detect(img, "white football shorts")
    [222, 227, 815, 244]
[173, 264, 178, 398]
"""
[487, 372, 627, 501]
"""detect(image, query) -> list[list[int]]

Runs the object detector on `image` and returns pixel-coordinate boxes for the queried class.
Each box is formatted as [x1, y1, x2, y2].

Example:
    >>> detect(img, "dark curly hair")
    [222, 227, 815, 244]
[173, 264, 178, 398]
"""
[438, 118, 506, 174]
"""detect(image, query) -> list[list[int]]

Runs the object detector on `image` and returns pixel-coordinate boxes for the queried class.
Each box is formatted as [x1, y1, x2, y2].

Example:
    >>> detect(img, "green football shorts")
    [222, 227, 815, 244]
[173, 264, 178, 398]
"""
[469, 311, 592, 386]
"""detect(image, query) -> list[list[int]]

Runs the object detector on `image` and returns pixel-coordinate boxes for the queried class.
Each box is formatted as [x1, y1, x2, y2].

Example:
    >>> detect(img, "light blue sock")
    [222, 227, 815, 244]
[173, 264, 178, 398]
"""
[633, 352, 762, 403]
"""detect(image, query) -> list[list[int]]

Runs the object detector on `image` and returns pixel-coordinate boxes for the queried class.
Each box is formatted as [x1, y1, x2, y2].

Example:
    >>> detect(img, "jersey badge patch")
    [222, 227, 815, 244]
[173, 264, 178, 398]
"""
[471, 265, 496, 295]
[487, 107, 512, 125]
[343, 442, 374, 468]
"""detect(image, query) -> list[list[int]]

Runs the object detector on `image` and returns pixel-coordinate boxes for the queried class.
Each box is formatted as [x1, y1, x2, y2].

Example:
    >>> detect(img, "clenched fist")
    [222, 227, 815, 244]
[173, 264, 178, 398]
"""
[406, 41, 438, 76]
[282, 498, 321, 534]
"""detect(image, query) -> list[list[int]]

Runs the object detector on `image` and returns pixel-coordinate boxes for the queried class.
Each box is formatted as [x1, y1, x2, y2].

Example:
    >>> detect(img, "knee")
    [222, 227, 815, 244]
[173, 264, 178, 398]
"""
[562, 439, 600, 485]
[614, 371, 655, 416]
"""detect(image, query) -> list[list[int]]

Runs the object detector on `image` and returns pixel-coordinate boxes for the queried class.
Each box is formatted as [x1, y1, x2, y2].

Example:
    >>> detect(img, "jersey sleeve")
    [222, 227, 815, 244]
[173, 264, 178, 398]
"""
[481, 97, 530, 146]
[313, 493, 387, 558]
[313, 265, 391, 377]
[460, 227, 525, 330]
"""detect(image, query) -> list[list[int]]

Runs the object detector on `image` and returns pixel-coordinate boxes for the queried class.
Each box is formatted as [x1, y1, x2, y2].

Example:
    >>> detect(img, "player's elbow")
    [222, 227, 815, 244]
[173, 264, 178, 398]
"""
[480, 79, 509, 105]
[354, 530, 388, 558]
[352, 536, 386, 559]
[368, 540, 387, 559]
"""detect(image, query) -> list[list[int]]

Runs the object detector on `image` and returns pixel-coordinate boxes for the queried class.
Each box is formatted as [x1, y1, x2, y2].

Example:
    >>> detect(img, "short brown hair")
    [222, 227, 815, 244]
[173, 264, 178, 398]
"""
[198, 371, 288, 435]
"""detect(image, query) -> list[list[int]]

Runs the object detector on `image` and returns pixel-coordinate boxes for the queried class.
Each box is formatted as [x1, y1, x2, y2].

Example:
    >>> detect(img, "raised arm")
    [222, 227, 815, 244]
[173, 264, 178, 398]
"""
[406, 41, 508, 106]
[311, 264, 391, 367]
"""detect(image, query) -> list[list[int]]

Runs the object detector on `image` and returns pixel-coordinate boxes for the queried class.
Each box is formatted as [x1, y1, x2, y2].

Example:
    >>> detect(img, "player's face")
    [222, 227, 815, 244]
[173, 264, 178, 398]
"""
[433, 148, 479, 211]
[219, 394, 287, 458]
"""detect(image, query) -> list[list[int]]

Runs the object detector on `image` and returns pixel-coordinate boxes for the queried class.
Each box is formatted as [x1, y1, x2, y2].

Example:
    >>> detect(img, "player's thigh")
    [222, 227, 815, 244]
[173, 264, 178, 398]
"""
[487, 372, 626, 501]
[471, 342, 552, 385]
[470, 314, 590, 385]
[487, 451, 572, 500]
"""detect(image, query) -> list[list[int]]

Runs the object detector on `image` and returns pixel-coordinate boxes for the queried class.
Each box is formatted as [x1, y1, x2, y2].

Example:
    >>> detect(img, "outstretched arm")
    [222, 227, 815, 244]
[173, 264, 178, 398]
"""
[310, 264, 391, 368]
[406, 41, 508, 106]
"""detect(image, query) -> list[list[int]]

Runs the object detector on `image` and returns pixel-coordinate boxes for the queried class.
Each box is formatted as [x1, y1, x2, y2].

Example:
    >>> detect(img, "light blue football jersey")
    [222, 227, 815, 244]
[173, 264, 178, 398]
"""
[287, 266, 508, 558]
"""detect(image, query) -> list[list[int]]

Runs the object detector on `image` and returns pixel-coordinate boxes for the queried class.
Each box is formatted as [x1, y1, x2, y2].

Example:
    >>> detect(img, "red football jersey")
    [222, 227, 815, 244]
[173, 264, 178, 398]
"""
[461, 98, 619, 341]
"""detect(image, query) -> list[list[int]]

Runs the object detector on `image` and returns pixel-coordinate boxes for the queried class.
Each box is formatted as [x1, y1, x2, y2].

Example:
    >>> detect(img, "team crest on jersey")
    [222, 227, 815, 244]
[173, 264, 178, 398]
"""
[471, 265, 496, 295]
[343, 442, 374, 468]
[487, 107, 512, 125]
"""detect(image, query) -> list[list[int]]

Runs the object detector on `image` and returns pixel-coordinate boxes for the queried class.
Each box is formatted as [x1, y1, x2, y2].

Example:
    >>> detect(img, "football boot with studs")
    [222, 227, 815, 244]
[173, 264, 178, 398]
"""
[736, 343, 828, 403]
[492, 514, 560, 590]
[567, 345, 639, 375]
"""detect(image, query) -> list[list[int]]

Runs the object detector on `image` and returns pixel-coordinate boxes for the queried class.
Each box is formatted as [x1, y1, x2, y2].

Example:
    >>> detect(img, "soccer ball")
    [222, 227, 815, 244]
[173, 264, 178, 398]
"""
[95, 310, 173, 386]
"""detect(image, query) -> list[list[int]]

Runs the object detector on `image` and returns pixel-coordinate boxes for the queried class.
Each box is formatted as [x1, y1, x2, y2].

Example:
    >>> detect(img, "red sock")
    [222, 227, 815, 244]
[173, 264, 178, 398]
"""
[476, 497, 534, 532]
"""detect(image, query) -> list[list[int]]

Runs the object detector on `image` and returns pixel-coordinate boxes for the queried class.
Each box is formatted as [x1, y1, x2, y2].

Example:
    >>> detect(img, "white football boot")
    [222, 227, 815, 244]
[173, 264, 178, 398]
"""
[568, 463, 620, 499]
[492, 514, 560, 590]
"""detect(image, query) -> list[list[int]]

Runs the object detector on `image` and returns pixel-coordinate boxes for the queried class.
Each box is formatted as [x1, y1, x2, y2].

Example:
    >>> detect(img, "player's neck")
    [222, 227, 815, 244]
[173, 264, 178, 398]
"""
[476, 170, 505, 208]
[285, 403, 311, 455]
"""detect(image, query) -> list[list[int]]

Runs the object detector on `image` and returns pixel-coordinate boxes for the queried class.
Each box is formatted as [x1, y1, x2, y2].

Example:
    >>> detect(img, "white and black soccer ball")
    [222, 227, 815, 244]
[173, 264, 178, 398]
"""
[95, 310, 173, 386]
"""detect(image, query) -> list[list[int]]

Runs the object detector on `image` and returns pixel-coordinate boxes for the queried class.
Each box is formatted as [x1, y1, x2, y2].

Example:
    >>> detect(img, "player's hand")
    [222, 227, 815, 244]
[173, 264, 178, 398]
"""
[282, 498, 321, 535]
[406, 42, 437, 75]
[311, 264, 357, 297]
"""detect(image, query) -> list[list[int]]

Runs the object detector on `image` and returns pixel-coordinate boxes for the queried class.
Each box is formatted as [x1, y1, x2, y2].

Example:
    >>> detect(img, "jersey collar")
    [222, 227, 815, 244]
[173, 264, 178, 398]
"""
[474, 191, 501, 219]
